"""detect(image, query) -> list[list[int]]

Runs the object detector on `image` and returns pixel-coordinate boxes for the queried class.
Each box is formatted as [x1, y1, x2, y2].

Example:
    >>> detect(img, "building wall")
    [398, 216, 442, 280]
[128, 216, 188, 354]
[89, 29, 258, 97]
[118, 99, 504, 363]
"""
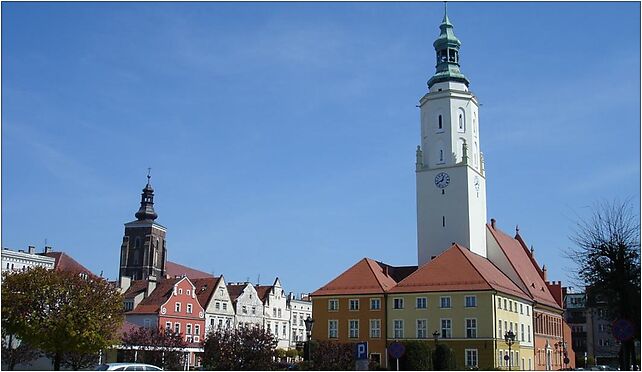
[234, 283, 265, 328]
[158, 278, 206, 343]
[288, 296, 312, 346]
[203, 278, 235, 334]
[311, 295, 388, 367]
[533, 307, 565, 370]
[263, 280, 291, 349]
[1, 248, 55, 272]
[494, 294, 535, 370]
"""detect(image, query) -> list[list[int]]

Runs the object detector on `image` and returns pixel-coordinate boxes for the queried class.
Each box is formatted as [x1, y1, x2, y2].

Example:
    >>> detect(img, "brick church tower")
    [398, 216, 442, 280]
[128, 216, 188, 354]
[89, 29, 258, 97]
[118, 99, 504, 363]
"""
[119, 173, 167, 281]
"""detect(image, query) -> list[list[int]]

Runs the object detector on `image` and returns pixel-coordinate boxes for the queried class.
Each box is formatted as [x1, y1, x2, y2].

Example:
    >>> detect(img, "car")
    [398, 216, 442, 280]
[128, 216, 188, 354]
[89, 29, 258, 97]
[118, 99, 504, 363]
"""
[95, 363, 163, 371]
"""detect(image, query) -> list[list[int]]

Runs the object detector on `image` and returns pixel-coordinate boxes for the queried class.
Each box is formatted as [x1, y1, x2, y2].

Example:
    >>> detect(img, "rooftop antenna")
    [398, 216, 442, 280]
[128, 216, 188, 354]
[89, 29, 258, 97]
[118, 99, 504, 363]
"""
[257, 274, 261, 285]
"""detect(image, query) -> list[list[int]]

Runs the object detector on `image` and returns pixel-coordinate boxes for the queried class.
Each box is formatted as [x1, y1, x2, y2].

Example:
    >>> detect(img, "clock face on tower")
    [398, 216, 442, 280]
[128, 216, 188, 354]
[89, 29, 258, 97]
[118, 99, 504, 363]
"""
[434, 172, 450, 188]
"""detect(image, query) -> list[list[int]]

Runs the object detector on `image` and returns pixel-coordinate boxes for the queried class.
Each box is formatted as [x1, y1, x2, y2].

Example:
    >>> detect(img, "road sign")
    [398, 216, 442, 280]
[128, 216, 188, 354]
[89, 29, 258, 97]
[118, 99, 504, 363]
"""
[388, 342, 405, 359]
[612, 319, 635, 342]
[564, 357, 570, 365]
[504, 354, 510, 361]
[355, 342, 368, 360]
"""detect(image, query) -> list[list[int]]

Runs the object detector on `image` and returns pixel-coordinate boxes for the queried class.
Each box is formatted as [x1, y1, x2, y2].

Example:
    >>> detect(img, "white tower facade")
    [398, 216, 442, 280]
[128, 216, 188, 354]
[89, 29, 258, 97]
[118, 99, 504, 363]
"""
[416, 9, 487, 265]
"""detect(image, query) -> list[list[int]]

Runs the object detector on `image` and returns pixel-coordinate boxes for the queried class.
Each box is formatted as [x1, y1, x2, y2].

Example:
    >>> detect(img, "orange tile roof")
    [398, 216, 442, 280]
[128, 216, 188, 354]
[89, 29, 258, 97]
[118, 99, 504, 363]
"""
[311, 258, 401, 296]
[40, 251, 97, 278]
[487, 224, 560, 309]
[390, 244, 530, 301]
[165, 261, 213, 279]
[129, 277, 181, 314]
[255, 285, 273, 302]
[193, 277, 222, 307]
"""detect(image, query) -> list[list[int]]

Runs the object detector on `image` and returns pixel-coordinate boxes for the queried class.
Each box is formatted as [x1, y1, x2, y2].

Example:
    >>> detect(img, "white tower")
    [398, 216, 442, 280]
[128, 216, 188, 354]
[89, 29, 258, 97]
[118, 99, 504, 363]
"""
[416, 7, 487, 265]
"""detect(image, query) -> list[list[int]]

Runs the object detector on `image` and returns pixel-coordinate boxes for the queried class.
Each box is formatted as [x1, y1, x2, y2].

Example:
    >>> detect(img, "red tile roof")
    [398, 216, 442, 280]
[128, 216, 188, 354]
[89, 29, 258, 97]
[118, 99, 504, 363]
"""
[226, 284, 248, 302]
[390, 244, 530, 301]
[123, 280, 148, 299]
[487, 224, 560, 309]
[165, 261, 213, 279]
[40, 251, 96, 278]
[129, 277, 181, 314]
[255, 285, 273, 302]
[311, 258, 401, 296]
[193, 277, 222, 307]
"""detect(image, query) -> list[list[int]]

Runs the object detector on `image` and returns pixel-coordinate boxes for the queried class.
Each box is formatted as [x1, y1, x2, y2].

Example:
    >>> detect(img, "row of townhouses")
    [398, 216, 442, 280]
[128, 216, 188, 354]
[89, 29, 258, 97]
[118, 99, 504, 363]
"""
[115, 175, 312, 368]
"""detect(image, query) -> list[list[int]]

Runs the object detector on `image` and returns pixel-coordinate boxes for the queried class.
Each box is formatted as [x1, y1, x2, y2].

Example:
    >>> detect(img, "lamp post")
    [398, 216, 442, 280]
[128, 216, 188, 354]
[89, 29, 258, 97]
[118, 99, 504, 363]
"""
[433, 330, 440, 345]
[304, 316, 314, 361]
[504, 330, 516, 371]
[432, 330, 440, 370]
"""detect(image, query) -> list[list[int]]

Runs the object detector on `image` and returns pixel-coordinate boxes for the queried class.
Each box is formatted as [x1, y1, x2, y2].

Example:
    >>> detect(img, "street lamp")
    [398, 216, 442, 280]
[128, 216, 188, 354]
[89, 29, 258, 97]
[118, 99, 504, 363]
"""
[432, 330, 440, 345]
[504, 330, 516, 371]
[556, 341, 568, 370]
[304, 316, 314, 361]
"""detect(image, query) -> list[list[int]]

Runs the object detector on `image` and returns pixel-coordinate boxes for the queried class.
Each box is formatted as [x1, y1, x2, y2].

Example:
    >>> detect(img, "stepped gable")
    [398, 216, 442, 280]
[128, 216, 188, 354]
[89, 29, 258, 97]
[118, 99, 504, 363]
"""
[165, 261, 213, 279]
[40, 251, 96, 278]
[123, 279, 148, 299]
[389, 244, 530, 301]
[193, 276, 223, 307]
[311, 258, 399, 296]
[130, 277, 181, 314]
[487, 224, 560, 308]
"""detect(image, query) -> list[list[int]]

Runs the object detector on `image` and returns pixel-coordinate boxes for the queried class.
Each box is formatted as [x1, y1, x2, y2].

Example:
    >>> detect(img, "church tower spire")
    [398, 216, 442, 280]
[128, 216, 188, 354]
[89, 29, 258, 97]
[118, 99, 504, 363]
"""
[135, 171, 158, 221]
[427, 2, 470, 89]
[416, 6, 487, 265]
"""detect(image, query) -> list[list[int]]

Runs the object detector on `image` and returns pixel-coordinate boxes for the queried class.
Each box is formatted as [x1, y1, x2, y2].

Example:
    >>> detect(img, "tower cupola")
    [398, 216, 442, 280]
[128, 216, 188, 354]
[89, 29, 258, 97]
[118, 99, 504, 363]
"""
[427, 3, 470, 88]
[135, 173, 158, 221]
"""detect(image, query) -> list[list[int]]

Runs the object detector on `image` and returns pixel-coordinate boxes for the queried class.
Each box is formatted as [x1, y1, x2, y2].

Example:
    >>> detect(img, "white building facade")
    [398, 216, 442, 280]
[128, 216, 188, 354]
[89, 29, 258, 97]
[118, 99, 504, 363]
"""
[228, 282, 265, 329]
[287, 293, 312, 347]
[1, 246, 55, 272]
[260, 278, 291, 349]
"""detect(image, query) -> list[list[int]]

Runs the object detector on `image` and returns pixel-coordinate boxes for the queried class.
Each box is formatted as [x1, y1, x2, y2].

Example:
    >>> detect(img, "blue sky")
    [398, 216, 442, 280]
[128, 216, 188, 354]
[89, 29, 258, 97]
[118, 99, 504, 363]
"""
[2, 2, 640, 295]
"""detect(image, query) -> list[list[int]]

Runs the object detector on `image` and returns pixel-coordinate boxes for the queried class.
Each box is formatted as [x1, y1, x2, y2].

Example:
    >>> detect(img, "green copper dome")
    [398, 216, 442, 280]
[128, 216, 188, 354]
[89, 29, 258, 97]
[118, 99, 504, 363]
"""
[427, 4, 470, 88]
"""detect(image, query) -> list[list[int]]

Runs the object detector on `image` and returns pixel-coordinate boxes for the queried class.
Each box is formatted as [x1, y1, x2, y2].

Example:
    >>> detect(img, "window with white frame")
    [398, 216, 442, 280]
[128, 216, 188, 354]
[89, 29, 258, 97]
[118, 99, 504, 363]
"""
[293, 314, 298, 325]
[174, 323, 180, 334]
[416, 319, 427, 339]
[278, 308, 282, 318]
[504, 320, 508, 334]
[186, 324, 192, 335]
[499, 350, 504, 367]
[222, 303, 227, 310]
[370, 298, 381, 310]
[175, 303, 181, 312]
[242, 306, 247, 314]
[465, 295, 477, 308]
[283, 322, 287, 336]
[186, 289, 191, 296]
[528, 325, 531, 342]
[215, 301, 220, 310]
[179, 288, 183, 295]
[165, 322, 172, 330]
[349, 299, 360, 311]
[441, 319, 452, 338]
[328, 299, 339, 311]
[393, 320, 404, 339]
[349, 320, 359, 338]
[466, 318, 477, 338]
[187, 304, 193, 314]
[416, 297, 427, 309]
[273, 308, 277, 317]
[465, 349, 478, 368]
[252, 306, 256, 315]
[393, 298, 404, 309]
[440, 296, 451, 308]
[503, 299, 507, 309]
[275, 324, 279, 335]
[498, 297, 502, 309]
[527, 306, 530, 316]
[328, 320, 338, 338]
[520, 303, 523, 314]
[521, 324, 525, 341]
[370, 319, 381, 338]
[498, 319, 503, 338]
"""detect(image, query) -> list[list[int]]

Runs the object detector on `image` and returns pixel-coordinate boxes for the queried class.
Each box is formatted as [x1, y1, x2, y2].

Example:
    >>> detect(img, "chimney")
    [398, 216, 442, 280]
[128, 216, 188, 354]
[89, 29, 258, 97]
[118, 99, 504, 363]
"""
[147, 275, 157, 296]
[542, 265, 547, 281]
[383, 265, 389, 277]
[119, 276, 132, 293]
[491, 218, 496, 229]
[28, 246, 36, 255]
[44, 246, 52, 254]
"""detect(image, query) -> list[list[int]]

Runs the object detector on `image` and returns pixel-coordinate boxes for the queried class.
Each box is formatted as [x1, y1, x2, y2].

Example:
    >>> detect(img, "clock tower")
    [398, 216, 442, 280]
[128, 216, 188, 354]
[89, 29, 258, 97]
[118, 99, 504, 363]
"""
[416, 6, 487, 265]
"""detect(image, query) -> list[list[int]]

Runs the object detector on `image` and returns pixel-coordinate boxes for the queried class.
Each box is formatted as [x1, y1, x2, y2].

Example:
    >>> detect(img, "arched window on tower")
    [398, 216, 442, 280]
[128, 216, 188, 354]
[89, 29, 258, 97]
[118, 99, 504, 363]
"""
[458, 109, 466, 133]
[438, 115, 443, 130]
[473, 142, 478, 166]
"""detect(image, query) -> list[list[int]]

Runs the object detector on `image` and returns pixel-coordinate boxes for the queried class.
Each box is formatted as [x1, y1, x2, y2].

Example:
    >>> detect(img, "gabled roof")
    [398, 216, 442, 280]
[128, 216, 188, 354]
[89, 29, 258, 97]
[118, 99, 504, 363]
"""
[311, 258, 401, 296]
[165, 261, 213, 279]
[129, 277, 181, 314]
[123, 280, 148, 299]
[193, 276, 223, 307]
[40, 251, 96, 278]
[226, 283, 249, 302]
[487, 224, 560, 309]
[389, 244, 530, 301]
[255, 285, 273, 302]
